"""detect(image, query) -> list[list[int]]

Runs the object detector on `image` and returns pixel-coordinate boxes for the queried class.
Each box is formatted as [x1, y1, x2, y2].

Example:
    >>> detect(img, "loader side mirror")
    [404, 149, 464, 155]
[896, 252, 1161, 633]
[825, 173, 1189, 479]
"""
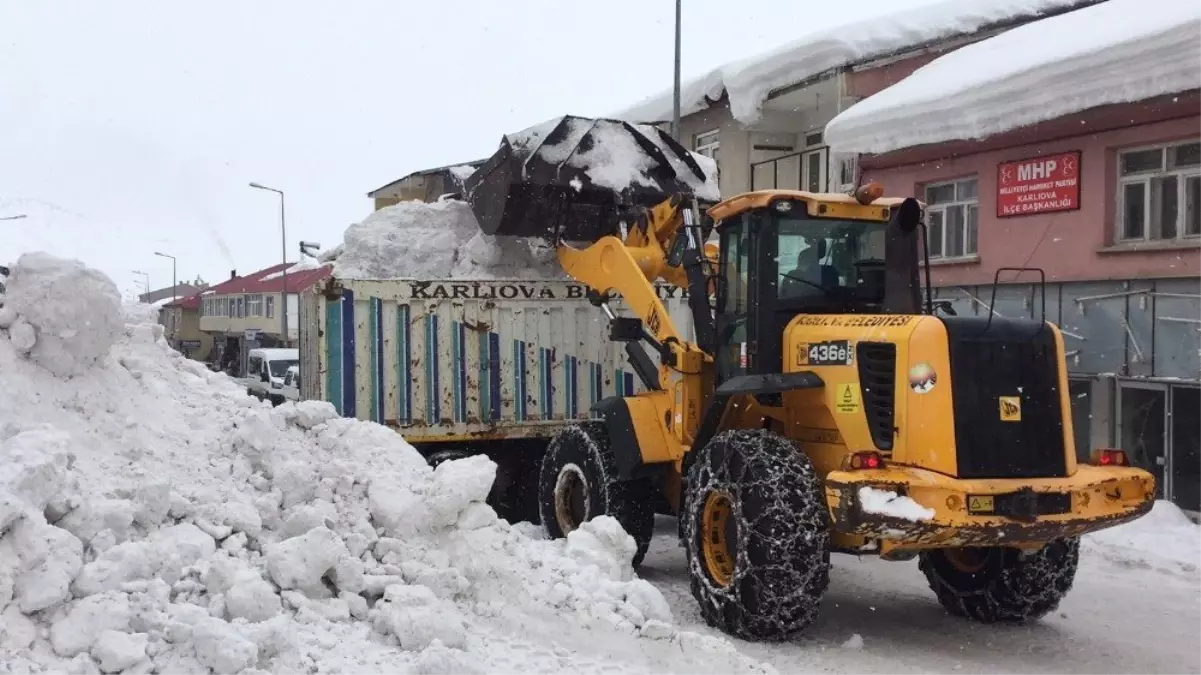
[892, 198, 922, 233]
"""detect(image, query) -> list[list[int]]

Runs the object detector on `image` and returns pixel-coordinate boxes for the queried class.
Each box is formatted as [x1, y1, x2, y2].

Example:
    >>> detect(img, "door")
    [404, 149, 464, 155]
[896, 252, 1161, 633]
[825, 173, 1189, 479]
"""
[1170, 385, 1200, 513]
[1068, 378, 1093, 463]
[715, 215, 752, 382]
[1118, 381, 1168, 498]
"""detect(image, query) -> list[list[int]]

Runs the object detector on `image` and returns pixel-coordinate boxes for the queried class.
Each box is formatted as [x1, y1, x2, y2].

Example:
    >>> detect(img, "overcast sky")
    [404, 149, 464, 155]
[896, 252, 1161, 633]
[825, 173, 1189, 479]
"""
[0, 0, 939, 296]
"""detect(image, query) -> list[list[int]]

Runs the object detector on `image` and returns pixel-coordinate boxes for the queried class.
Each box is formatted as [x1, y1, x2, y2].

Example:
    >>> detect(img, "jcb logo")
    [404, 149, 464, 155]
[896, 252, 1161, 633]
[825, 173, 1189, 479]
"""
[999, 396, 1022, 422]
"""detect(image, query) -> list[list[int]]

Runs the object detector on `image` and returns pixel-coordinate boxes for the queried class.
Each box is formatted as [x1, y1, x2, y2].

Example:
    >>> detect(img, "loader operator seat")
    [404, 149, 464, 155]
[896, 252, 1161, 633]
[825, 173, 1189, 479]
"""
[780, 238, 838, 299]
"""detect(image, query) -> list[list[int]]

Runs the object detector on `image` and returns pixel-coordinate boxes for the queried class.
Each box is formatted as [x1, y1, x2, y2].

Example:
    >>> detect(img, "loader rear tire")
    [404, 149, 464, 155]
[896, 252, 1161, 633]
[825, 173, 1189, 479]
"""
[683, 429, 831, 642]
[919, 537, 1080, 623]
[538, 422, 655, 567]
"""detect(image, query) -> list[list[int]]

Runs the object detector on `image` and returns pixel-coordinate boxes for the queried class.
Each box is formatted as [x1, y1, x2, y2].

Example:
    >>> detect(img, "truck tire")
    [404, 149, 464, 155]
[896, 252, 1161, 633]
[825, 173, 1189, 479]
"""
[538, 422, 655, 567]
[683, 429, 831, 642]
[919, 538, 1080, 623]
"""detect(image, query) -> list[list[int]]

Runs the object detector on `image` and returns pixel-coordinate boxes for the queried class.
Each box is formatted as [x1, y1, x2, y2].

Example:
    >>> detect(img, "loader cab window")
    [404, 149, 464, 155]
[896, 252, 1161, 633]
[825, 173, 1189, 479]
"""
[777, 218, 887, 307]
[716, 215, 752, 381]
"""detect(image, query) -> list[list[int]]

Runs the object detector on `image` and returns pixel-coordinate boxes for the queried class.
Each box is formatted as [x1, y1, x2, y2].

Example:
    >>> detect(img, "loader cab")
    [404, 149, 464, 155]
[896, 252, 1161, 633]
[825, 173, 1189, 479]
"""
[710, 190, 920, 382]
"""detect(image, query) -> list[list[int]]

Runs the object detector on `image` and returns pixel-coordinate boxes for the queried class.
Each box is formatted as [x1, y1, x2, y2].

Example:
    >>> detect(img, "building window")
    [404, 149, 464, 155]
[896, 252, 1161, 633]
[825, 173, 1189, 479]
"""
[924, 177, 979, 259]
[247, 294, 264, 317]
[694, 129, 720, 158]
[837, 157, 857, 191]
[1117, 140, 1201, 242]
[266, 296, 275, 319]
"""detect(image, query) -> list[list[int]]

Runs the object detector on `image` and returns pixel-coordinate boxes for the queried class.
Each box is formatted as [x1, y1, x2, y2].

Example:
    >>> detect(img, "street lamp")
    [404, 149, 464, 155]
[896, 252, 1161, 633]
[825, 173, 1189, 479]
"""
[154, 251, 177, 301]
[671, 0, 682, 142]
[249, 181, 288, 344]
[132, 270, 150, 297]
[0, 214, 27, 221]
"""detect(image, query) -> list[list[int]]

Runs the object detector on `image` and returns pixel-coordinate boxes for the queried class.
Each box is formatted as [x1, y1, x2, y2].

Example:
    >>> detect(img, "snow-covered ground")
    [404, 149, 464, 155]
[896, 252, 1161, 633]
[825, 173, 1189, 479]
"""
[612, 0, 1096, 126]
[642, 507, 1201, 674]
[824, 0, 1201, 154]
[2, 250, 1198, 674]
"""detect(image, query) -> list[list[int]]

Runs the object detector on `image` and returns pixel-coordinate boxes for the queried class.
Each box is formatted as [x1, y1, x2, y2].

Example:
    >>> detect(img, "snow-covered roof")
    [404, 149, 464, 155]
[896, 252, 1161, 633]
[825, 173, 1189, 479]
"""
[612, 0, 1099, 126]
[824, 0, 1201, 155]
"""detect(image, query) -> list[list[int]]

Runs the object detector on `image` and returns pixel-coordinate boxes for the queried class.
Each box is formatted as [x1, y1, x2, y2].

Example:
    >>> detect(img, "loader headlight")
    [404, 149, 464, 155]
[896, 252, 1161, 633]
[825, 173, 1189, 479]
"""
[774, 200, 793, 213]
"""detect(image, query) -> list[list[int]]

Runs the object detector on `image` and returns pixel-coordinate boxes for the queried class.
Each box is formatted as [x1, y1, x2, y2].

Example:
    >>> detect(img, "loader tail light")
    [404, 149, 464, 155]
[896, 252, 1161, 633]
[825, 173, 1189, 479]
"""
[1091, 449, 1129, 467]
[849, 451, 884, 470]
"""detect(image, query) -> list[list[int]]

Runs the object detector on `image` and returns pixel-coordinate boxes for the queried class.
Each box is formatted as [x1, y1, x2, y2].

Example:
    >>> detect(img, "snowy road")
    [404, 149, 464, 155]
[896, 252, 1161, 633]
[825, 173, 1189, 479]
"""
[640, 517, 1201, 674]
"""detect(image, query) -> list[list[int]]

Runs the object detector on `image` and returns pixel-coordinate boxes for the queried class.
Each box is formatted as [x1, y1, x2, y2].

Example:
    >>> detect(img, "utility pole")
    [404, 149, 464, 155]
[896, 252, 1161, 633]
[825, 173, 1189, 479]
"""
[249, 182, 288, 345]
[132, 270, 150, 298]
[671, 0, 682, 142]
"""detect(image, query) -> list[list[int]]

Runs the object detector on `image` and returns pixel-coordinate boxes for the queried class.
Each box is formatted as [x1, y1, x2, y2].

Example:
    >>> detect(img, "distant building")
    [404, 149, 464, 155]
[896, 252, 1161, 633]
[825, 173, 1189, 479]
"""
[367, 160, 484, 210]
[198, 263, 332, 375]
[159, 293, 212, 361]
[138, 283, 204, 304]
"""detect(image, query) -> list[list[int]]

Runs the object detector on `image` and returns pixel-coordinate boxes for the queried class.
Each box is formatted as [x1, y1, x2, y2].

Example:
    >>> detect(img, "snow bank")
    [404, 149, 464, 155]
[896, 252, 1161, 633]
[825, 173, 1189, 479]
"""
[613, 0, 1094, 125]
[330, 199, 565, 280]
[825, 0, 1201, 155]
[0, 251, 768, 673]
[0, 251, 123, 377]
[1083, 500, 1201, 575]
[858, 487, 935, 522]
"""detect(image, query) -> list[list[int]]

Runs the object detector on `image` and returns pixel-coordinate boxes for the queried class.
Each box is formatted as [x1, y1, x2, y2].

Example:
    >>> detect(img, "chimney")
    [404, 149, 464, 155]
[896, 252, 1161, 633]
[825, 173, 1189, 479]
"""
[230, 269, 237, 280]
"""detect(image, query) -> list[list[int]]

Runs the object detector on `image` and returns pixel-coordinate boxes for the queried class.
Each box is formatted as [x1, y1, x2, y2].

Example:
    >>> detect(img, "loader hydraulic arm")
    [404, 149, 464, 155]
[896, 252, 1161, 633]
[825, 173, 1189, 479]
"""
[556, 194, 715, 386]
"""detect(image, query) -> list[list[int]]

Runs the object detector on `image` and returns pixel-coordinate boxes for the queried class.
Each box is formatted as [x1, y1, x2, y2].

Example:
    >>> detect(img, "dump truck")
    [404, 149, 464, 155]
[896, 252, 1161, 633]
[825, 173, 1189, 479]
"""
[298, 273, 698, 520]
[451, 115, 1157, 641]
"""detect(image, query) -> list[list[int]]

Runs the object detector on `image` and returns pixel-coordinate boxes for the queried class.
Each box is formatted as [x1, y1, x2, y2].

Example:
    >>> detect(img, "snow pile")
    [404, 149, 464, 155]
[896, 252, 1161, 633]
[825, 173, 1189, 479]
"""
[0, 252, 768, 673]
[825, 0, 1201, 155]
[857, 487, 935, 522]
[614, 0, 1094, 125]
[330, 199, 565, 280]
[1083, 500, 1201, 575]
[0, 251, 123, 377]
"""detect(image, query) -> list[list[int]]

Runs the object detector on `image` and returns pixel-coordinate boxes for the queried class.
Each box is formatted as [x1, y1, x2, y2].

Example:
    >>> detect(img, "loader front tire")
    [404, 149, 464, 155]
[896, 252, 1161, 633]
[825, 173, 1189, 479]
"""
[919, 538, 1080, 623]
[683, 429, 831, 642]
[538, 422, 655, 567]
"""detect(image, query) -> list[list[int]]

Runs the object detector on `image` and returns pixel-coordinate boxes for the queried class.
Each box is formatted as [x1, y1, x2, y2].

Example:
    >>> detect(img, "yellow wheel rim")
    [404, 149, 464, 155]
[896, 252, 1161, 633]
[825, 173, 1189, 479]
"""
[701, 490, 736, 587]
[945, 547, 988, 573]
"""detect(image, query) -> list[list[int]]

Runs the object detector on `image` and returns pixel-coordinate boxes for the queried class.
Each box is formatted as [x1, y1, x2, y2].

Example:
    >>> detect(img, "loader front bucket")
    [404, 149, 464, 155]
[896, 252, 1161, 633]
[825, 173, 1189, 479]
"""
[465, 115, 718, 242]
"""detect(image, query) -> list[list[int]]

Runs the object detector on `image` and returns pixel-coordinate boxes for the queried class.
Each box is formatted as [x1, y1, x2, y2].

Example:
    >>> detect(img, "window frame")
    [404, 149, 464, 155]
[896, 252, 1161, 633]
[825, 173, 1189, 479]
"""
[1116, 139, 1201, 243]
[694, 129, 720, 159]
[266, 295, 275, 319]
[922, 176, 980, 261]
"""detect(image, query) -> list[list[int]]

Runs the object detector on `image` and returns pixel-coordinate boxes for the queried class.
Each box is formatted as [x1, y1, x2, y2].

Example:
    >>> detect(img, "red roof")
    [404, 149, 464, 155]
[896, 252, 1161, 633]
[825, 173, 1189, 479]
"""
[166, 293, 202, 311]
[204, 262, 332, 296]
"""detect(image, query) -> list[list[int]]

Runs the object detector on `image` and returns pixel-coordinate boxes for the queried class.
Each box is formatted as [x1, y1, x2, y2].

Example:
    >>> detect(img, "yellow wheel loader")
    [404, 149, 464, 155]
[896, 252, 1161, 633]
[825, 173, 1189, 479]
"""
[464, 116, 1156, 642]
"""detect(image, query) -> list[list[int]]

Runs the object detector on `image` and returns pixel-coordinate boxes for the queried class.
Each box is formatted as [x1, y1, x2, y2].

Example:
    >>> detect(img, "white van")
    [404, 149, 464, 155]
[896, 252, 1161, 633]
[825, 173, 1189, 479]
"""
[244, 348, 299, 405]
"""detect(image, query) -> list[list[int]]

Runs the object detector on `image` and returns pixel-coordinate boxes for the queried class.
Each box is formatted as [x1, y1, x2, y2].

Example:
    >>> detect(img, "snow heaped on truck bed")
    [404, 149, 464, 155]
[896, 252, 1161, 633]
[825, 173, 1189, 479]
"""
[330, 199, 566, 280]
[825, 0, 1201, 155]
[0, 252, 770, 674]
[612, 0, 1095, 125]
